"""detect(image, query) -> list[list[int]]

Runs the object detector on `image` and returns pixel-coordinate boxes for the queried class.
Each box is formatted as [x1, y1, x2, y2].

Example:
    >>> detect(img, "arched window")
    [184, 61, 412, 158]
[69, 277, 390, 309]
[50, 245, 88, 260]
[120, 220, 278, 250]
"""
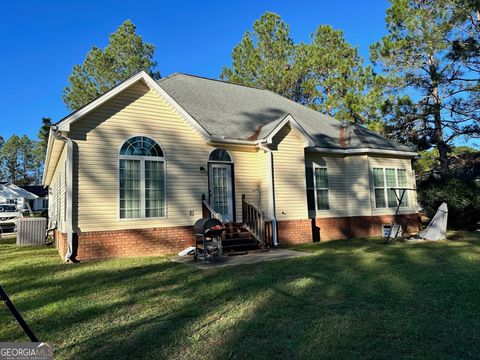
[209, 149, 232, 162]
[119, 136, 166, 219]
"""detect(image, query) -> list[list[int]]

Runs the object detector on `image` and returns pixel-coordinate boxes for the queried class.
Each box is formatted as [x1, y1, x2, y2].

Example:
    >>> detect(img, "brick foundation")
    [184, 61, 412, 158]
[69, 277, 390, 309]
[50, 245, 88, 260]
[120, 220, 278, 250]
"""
[71, 225, 196, 261]
[54, 230, 67, 259]
[57, 214, 420, 261]
[278, 213, 421, 245]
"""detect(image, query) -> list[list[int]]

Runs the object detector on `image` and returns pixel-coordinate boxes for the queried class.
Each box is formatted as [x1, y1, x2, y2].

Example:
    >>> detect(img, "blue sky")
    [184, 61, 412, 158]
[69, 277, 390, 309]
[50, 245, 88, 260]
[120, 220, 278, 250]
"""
[1, 0, 390, 140]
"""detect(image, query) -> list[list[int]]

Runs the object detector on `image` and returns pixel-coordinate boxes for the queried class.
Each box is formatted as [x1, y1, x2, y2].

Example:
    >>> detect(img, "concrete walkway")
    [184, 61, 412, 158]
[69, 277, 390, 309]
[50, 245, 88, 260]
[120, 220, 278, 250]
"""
[171, 248, 310, 269]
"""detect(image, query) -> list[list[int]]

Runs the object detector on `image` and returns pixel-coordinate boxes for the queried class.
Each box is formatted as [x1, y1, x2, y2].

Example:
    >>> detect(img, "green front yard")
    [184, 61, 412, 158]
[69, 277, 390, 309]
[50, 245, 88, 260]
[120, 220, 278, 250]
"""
[1, 233, 480, 359]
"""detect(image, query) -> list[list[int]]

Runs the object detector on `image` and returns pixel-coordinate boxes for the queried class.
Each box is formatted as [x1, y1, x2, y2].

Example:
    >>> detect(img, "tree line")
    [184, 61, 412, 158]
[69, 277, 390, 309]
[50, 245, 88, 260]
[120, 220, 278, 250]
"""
[0, 118, 51, 185]
[2, 0, 478, 185]
[64, 0, 479, 177]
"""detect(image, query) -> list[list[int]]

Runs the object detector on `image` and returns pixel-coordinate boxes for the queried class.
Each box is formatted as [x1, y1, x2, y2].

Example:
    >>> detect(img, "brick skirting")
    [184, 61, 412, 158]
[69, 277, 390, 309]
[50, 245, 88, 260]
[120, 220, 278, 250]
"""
[56, 214, 420, 261]
[61, 226, 196, 261]
[278, 213, 421, 245]
[54, 230, 67, 259]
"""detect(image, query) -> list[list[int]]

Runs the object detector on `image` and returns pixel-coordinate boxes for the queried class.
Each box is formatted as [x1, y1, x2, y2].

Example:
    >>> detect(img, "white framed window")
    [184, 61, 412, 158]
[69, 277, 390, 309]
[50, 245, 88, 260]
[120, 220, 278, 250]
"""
[306, 164, 330, 211]
[373, 168, 409, 208]
[119, 136, 166, 219]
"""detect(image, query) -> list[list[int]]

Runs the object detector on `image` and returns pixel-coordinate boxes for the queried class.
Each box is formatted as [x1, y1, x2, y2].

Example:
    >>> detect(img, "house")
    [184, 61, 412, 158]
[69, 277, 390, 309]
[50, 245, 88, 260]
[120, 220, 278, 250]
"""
[0, 183, 37, 209]
[42, 71, 420, 261]
[0, 183, 48, 212]
[19, 185, 49, 211]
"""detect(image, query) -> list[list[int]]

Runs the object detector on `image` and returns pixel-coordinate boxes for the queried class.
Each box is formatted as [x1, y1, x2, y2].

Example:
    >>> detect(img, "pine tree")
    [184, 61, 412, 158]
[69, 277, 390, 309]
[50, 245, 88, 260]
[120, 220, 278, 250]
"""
[371, 0, 480, 173]
[63, 20, 160, 110]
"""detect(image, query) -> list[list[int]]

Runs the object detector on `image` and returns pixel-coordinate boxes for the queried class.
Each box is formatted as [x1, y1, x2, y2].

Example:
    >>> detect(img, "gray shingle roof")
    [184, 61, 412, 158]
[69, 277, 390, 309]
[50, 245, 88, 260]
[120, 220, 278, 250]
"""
[158, 73, 413, 152]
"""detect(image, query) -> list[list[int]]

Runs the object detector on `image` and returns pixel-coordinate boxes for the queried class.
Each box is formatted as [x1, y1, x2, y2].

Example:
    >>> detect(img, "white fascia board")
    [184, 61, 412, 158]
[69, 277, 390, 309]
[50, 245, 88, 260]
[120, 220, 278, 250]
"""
[310, 147, 418, 157]
[264, 114, 316, 147]
[42, 128, 56, 186]
[56, 71, 211, 141]
[142, 75, 211, 140]
[56, 72, 148, 132]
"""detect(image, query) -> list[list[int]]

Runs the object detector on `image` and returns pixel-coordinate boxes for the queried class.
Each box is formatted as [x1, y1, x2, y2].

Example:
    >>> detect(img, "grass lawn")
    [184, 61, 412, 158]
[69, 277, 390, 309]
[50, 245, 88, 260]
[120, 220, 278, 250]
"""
[1, 232, 480, 359]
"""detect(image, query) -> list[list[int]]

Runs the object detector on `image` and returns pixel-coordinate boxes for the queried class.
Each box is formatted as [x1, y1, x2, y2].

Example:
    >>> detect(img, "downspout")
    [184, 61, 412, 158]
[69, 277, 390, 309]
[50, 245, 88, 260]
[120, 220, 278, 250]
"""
[259, 144, 278, 247]
[52, 126, 74, 262]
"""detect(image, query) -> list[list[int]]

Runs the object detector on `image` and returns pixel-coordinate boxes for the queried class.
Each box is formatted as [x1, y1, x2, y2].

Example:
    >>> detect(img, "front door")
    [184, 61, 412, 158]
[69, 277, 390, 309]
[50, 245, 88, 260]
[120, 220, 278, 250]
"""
[209, 163, 234, 222]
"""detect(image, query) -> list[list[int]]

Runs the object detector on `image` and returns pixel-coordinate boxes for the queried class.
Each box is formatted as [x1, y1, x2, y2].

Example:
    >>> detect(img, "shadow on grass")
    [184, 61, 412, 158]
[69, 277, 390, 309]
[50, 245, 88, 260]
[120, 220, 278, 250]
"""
[1, 235, 480, 359]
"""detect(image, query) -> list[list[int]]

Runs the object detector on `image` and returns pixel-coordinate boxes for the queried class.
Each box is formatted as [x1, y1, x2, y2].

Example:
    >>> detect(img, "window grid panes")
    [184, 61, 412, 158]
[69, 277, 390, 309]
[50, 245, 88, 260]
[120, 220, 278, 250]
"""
[145, 160, 165, 218]
[373, 168, 386, 208]
[120, 136, 163, 157]
[315, 167, 330, 210]
[373, 167, 410, 209]
[119, 137, 165, 219]
[212, 167, 228, 214]
[120, 159, 141, 219]
[209, 149, 232, 162]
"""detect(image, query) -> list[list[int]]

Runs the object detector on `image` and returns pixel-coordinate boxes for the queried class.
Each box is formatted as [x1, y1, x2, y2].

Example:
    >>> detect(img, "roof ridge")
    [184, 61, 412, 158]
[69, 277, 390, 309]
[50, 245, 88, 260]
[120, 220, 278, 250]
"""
[160, 72, 270, 92]
[263, 89, 341, 125]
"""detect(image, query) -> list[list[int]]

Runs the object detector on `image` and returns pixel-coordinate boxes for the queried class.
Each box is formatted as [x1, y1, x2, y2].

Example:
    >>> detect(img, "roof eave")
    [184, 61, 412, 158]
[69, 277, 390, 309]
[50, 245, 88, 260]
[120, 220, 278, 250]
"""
[56, 71, 211, 142]
[263, 114, 316, 147]
[310, 147, 418, 157]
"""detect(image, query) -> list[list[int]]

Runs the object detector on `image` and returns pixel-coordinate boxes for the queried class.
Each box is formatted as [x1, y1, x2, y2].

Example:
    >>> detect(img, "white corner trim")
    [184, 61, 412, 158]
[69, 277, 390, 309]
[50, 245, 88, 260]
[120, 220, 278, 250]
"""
[42, 128, 56, 185]
[264, 114, 316, 147]
[311, 147, 418, 157]
[56, 71, 211, 141]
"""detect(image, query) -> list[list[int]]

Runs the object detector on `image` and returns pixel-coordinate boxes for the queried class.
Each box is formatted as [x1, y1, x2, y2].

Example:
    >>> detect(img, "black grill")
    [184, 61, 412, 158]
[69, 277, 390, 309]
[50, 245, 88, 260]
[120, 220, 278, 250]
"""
[194, 218, 224, 263]
[194, 218, 224, 237]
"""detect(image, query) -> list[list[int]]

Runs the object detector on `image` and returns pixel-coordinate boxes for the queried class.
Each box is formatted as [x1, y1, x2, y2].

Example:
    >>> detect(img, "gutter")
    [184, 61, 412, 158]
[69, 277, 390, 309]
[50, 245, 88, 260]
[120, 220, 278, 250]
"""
[52, 127, 75, 262]
[258, 144, 279, 247]
[210, 135, 265, 146]
[310, 147, 418, 157]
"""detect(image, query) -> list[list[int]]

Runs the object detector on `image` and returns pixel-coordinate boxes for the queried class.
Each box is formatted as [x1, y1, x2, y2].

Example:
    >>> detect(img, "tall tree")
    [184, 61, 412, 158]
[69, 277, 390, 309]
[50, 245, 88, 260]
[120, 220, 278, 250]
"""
[0, 136, 4, 181]
[221, 13, 383, 125]
[0, 135, 39, 185]
[371, 0, 480, 174]
[37, 117, 51, 158]
[220, 12, 305, 102]
[1, 135, 22, 184]
[298, 25, 384, 124]
[63, 20, 160, 110]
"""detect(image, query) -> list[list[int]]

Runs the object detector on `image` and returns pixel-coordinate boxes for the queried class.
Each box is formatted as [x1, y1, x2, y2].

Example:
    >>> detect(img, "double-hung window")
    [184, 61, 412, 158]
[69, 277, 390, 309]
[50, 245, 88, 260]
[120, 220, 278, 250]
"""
[306, 165, 330, 211]
[119, 136, 166, 219]
[373, 168, 409, 208]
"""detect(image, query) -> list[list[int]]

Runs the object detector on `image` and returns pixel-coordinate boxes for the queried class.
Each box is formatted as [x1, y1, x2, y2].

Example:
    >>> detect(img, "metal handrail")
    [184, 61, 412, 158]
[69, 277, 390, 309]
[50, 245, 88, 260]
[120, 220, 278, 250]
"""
[242, 194, 266, 249]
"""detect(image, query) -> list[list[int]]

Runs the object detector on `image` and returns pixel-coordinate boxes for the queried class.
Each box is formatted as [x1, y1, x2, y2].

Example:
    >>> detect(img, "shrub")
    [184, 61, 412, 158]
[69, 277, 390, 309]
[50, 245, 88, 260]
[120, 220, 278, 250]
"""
[418, 176, 480, 230]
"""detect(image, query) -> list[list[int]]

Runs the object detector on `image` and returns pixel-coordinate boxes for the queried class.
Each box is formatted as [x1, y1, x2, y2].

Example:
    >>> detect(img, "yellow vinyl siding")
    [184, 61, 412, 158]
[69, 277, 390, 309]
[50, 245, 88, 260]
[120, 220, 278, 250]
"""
[69, 81, 268, 231]
[220, 145, 268, 219]
[305, 153, 348, 217]
[345, 155, 372, 217]
[49, 145, 67, 232]
[70, 81, 213, 231]
[368, 156, 417, 215]
[271, 125, 308, 220]
[257, 149, 270, 216]
[305, 153, 417, 218]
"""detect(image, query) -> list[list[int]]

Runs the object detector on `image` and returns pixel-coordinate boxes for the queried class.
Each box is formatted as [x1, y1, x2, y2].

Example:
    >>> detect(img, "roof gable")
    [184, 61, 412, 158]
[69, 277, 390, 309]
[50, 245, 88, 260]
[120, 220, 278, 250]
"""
[157, 73, 415, 154]
[52, 71, 416, 156]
